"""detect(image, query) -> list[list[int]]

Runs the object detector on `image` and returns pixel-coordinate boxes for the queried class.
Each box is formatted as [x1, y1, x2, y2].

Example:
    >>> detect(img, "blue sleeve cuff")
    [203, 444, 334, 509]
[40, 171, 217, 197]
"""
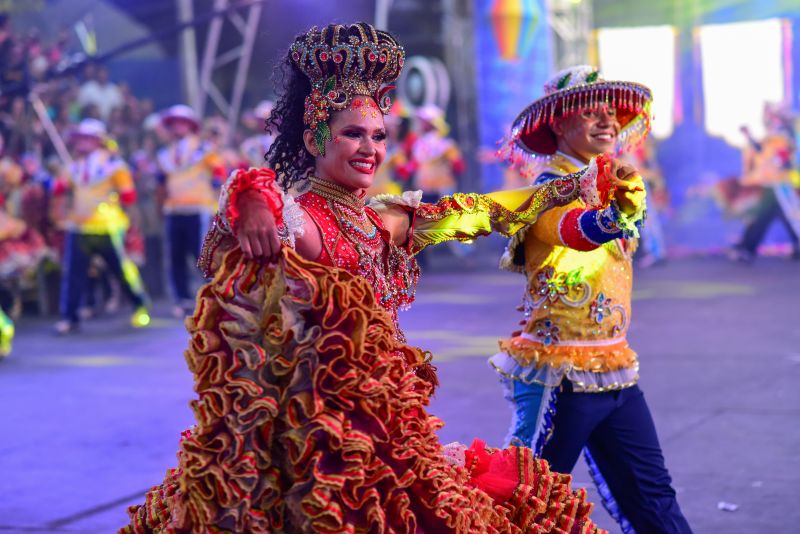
[577, 206, 624, 245]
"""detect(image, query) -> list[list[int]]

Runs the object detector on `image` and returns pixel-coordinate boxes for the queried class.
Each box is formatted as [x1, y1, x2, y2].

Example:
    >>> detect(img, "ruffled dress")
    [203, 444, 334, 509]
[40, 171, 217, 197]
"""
[121, 185, 603, 534]
[0, 208, 49, 281]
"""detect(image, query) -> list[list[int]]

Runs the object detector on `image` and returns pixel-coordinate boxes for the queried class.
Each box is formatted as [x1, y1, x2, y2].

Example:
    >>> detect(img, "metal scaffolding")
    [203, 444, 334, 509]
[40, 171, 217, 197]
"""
[176, 0, 263, 142]
[546, 0, 593, 70]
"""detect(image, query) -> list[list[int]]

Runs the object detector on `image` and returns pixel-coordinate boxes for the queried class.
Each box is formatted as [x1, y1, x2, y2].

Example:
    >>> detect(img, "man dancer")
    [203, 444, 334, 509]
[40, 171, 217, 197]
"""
[239, 100, 276, 168]
[54, 119, 149, 335]
[731, 103, 800, 261]
[157, 105, 226, 316]
[490, 66, 692, 533]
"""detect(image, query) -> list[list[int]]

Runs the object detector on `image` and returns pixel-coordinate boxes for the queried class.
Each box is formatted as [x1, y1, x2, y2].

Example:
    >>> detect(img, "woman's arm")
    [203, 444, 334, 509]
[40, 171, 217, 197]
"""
[371, 175, 583, 254]
[376, 202, 413, 248]
[209, 168, 323, 263]
[373, 155, 645, 254]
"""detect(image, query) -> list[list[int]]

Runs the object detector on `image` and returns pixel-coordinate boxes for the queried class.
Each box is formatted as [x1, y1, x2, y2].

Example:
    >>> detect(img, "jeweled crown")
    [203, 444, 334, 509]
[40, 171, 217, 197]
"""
[290, 22, 405, 155]
[291, 23, 404, 114]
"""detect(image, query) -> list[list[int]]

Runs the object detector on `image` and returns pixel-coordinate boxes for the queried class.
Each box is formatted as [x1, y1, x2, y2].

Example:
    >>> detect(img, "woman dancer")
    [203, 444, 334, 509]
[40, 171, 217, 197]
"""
[123, 23, 636, 533]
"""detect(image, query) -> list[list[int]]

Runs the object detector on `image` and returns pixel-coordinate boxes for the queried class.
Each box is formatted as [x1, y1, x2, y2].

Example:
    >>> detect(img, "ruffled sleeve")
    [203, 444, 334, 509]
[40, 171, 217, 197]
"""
[369, 175, 583, 255]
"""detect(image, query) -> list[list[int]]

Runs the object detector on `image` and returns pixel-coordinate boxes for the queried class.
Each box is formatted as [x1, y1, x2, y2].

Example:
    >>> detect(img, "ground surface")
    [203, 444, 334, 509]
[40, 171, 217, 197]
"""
[1, 256, 798, 533]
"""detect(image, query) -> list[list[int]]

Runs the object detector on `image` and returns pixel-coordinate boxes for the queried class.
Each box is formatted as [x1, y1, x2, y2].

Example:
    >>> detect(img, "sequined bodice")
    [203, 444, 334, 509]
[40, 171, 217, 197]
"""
[297, 181, 419, 325]
[523, 158, 635, 346]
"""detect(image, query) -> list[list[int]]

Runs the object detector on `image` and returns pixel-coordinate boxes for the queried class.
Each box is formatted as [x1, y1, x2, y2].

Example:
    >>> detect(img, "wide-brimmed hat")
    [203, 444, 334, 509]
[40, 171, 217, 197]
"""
[415, 104, 449, 135]
[161, 104, 200, 130]
[500, 65, 652, 176]
[68, 118, 107, 142]
[253, 100, 274, 120]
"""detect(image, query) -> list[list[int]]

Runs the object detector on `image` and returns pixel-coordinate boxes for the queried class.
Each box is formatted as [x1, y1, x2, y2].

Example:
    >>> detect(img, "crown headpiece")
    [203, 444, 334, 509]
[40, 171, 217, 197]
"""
[290, 22, 405, 155]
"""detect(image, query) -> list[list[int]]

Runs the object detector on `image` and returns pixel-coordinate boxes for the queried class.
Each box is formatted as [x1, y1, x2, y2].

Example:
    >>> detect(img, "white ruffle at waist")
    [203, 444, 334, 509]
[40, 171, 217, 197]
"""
[488, 351, 639, 393]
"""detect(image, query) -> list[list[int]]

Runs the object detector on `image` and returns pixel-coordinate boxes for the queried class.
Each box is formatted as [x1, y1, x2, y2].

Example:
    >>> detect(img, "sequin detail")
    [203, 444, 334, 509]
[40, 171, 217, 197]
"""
[298, 188, 419, 330]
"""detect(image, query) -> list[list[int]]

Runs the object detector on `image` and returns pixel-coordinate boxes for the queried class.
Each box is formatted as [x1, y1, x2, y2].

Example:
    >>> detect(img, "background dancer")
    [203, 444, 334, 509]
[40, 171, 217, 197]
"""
[54, 119, 149, 335]
[156, 104, 226, 316]
[730, 103, 800, 262]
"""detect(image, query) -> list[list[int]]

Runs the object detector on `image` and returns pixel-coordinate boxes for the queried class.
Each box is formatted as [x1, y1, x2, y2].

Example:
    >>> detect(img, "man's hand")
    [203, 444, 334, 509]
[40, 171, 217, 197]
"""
[606, 158, 645, 216]
[235, 189, 282, 262]
[606, 158, 642, 191]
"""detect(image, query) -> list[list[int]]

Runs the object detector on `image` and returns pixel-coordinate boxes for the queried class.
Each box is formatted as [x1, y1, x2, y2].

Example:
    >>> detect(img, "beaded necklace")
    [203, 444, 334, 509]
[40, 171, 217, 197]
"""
[309, 176, 378, 239]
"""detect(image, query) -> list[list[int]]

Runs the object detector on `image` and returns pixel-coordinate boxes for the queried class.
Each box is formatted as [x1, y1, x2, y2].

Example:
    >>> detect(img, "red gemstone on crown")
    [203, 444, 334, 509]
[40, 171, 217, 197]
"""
[320, 52, 329, 61]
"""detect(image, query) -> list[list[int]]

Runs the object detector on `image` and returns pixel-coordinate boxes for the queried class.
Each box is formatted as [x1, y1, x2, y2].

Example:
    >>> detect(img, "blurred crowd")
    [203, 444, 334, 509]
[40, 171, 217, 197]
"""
[0, 10, 468, 349]
[0, 14, 275, 341]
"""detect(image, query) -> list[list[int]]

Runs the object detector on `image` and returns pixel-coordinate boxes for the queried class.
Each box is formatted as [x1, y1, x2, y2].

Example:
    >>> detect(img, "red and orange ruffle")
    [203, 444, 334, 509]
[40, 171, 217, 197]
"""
[122, 241, 602, 533]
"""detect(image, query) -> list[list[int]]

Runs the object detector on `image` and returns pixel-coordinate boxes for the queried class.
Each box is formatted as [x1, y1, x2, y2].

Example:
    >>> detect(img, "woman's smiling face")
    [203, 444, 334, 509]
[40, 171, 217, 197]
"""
[306, 97, 387, 192]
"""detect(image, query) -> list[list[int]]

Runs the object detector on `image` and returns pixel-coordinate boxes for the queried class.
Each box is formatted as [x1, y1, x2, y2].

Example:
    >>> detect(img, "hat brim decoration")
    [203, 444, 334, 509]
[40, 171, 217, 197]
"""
[499, 68, 653, 178]
[161, 105, 201, 131]
[162, 115, 200, 131]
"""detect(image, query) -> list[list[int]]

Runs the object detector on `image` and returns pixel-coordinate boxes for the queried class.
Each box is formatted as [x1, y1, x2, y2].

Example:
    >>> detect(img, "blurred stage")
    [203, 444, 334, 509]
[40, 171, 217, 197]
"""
[2, 256, 798, 533]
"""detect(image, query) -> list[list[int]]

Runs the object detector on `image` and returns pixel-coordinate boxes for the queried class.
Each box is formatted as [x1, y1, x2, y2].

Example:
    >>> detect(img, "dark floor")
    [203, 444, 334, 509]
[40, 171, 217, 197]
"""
[1, 256, 798, 533]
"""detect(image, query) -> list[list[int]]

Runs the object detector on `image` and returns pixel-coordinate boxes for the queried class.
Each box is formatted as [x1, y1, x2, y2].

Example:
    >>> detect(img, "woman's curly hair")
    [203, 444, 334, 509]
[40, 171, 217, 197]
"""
[265, 52, 313, 192]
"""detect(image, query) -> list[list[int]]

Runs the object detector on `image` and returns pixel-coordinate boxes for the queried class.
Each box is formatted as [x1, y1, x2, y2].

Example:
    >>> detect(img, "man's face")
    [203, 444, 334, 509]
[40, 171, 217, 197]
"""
[71, 135, 101, 156]
[167, 119, 195, 139]
[552, 105, 621, 162]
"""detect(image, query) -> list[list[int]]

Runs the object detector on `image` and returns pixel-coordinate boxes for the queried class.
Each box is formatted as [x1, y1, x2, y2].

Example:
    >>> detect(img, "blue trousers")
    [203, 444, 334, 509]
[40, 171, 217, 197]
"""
[165, 213, 208, 304]
[503, 378, 692, 534]
[59, 232, 146, 323]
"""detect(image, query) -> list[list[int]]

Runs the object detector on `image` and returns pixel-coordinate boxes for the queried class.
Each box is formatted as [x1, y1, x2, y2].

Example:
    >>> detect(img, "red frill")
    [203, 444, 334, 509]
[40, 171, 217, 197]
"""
[224, 167, 284, 234]
[593, 153, 615, 207]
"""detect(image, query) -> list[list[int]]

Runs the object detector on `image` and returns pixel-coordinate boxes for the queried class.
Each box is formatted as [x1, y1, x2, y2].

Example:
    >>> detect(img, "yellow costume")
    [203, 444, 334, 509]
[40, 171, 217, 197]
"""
[64, 148, 135, 234]
[491, 154, 639, 392]
[57, 142, 148, 331]
[488, 66, 693, 534]
[157, 134, 224, 214]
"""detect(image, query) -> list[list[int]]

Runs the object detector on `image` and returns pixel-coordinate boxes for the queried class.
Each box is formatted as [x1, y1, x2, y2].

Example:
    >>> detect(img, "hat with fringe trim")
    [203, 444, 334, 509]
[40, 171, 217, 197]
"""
[500, 65, 652, 177]
[68, 118, 107, 141]
[161, 104, 201, 130]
